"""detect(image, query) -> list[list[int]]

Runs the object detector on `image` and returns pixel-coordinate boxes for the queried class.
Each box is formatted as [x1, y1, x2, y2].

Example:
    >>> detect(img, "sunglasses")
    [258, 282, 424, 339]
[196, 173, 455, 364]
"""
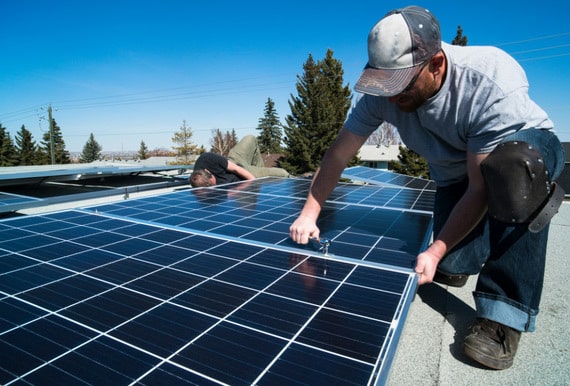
[400, 61, 430, 94]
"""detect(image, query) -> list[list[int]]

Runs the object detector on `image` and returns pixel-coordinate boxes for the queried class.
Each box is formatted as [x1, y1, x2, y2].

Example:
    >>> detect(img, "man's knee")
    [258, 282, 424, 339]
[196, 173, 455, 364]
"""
[481, 140, 564, 232]
[238, 135, 257, 147]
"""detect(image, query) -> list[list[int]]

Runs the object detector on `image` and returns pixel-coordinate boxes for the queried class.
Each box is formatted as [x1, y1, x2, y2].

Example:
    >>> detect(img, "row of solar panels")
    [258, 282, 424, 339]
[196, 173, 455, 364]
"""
[0, 167, 434, 385]
[0, 164, 191, 214]
[0, 165, 434, 214]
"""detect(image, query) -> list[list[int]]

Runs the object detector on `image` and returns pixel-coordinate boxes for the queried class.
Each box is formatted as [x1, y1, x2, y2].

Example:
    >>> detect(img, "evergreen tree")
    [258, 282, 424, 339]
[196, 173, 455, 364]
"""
[451, 25, 468, 46]
[281, 55, 318, 174]
[15, 125, 39, 165]
[0, 124, 18, 166]
[171, 120, 198, 164]
[281, 49, 352, 174]
[79, 133, 102, 163]
[391, 146, 431, 179]
[38, 119, 71, 164]
[256, 98, 283, 153]
[138, 140, 149, 160]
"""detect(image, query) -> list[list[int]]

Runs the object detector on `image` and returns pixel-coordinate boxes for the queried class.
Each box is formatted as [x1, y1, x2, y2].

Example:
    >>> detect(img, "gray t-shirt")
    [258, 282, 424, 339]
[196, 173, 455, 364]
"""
[345, 42, 554, 186]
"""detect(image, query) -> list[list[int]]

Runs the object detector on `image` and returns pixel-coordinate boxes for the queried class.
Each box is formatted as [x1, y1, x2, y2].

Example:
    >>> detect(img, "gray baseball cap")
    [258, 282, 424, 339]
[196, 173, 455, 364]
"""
[355, 6, 441, 96]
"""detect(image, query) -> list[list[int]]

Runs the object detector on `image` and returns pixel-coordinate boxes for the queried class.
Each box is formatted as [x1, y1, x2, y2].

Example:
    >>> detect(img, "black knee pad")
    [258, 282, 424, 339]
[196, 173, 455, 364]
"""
[480, 141, 564, 232]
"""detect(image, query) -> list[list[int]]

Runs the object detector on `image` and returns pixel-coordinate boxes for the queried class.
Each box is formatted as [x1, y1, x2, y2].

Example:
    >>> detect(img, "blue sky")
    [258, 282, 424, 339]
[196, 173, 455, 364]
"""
[2, 0, 569, 152]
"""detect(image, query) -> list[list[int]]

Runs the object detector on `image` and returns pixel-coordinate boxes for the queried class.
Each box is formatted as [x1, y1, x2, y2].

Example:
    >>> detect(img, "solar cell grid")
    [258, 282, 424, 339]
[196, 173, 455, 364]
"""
[83, 181, 432, 270]
[0, 209, 417, 385]
[341, 166, 437, 191]
[215, 176, 435, 212]
[331, 183, 434, 212]
[0, 192, 43, 213]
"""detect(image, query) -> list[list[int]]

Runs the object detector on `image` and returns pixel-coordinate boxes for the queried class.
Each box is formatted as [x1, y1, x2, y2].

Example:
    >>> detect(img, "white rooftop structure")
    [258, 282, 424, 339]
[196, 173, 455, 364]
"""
[358, 145, 402, 169]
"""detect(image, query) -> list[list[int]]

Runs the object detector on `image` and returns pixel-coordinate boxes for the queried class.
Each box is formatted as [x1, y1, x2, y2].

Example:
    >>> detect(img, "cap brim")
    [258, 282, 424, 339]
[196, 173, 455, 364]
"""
[354, 66, 417, 97]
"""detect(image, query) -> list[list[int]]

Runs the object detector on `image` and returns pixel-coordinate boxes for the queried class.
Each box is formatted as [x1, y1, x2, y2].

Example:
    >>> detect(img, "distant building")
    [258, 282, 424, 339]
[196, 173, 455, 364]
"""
[262, 153, 284, 168]
[260, 146, 402, 172]
[358, 145, 401, 170]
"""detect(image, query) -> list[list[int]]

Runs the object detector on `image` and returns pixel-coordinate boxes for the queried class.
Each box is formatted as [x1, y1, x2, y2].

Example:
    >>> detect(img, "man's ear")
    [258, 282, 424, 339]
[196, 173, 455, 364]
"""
[430, 52, 445, 72]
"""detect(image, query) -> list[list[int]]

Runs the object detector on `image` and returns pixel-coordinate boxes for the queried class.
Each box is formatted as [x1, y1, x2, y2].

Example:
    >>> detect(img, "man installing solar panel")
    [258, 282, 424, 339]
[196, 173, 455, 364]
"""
[289, 5, 564, 371]
[190, 135, 290, 187]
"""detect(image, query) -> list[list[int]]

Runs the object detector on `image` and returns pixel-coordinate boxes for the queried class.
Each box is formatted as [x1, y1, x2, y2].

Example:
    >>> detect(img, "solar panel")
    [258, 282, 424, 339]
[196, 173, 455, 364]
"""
[0, 192, 44, 214]
[0, 208, 418, 385]
[0, 163, 189, 187]
[85, 179, 433, 270]
[341, 166, 436, 191]
[211, 176, 435, 212]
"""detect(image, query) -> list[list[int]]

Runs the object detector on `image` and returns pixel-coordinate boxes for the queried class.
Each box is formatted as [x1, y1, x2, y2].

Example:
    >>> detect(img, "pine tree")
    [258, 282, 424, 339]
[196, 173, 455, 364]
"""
[0, 124, 18, 166]
[38, 119, 71, 164]
[391, 146, 431, 179]
[451, 25, 468, 46]
[138, 140, 149, 160]
[171, 120, 198, 164]
[256, 98, 283, 153]
[281, 49, 352, 174]
[79, 133, 102, 163]
[14, 125, 39, 165]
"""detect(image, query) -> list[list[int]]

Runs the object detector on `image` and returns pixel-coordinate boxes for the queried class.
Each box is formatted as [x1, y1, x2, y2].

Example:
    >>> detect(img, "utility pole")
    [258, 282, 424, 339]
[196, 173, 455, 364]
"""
[48, 105, 55, 165]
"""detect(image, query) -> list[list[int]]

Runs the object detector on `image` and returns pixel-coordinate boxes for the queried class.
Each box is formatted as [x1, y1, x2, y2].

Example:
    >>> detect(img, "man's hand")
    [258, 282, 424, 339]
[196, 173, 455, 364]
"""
[415, 240, 446, 285]
[289, 215, 320, 244]
[415, 251, 440, 284]
[226, 160, 256, 180]
[288, 128, 368, 245]
[414, 152, 488, 285]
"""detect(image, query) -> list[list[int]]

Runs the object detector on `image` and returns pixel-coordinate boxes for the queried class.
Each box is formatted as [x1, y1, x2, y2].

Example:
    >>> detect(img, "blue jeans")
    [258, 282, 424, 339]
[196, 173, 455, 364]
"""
[434, 129, 565, 332]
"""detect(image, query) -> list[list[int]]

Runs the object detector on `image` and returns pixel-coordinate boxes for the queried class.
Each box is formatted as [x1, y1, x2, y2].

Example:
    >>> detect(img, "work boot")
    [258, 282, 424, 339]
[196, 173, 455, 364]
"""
[433, 269, 468, 287]
[463, 318, 521, 370]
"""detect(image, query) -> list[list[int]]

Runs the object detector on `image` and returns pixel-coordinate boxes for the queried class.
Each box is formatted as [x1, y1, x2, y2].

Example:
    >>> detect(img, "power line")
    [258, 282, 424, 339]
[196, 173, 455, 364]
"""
[495, 32, 570, 47]
[509, 43, 570, 55]
[57, 82, 293, 111]
[518, 52, 570, 62]
[2, 31, 569, 131]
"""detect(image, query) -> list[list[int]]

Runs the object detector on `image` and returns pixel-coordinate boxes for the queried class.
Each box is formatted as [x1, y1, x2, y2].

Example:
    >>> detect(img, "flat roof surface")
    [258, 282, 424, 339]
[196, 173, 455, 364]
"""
[389, 202, 570, 385]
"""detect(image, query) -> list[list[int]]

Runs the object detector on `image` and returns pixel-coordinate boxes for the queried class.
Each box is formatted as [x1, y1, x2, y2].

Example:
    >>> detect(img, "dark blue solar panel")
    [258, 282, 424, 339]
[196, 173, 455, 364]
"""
[172, 321, 286, 385]
[19, 275, 113, 310]
[110, 303, 217, 358]
[0, 192, 44, 213]
[83, 179, 432, 270]
[228, 292, 317, 338]
[0, 208, 417, 385]
[262, 342, 374, 385]
[296, 307, 390, 363]
[330, 183, 434, 212]
[0, 296, 48, 333]
[341, 166, 437, 191]
[215, 175, 435, 212]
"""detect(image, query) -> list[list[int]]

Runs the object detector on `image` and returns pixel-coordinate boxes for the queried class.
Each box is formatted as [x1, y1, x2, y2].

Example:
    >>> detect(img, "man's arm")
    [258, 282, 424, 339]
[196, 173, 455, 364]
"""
[290, 128, 368, 244]
[226, 160, 256, 180]
[415, 151, 490, 284]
